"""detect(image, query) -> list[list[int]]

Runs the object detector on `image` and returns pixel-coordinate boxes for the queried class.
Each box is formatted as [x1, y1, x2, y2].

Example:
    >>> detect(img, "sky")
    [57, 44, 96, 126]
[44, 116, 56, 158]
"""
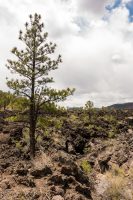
[0, 0, 133, 107]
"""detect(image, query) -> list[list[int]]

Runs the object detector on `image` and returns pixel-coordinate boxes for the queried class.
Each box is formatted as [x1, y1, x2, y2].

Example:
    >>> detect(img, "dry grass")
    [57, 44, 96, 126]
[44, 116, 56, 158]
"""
[105, 175, 126, 199]
[103, 164, 133, 200]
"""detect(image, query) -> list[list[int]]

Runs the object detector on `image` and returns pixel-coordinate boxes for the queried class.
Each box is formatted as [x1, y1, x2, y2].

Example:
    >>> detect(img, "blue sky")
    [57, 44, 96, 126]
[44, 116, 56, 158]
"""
[126, 1, 133, 21]
[106, 0, 121, 10]
[106, 0, 133, 21]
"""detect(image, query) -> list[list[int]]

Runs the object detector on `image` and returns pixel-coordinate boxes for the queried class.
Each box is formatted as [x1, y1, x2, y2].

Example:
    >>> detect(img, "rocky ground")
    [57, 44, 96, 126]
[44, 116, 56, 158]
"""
[1, 110, 133, 200]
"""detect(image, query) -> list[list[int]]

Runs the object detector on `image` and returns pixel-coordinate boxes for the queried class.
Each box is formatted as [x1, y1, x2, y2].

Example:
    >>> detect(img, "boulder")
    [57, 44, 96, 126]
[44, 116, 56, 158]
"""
[61, 164, 90, 186]
[30, 165, 52, 178]
[49, 174, 68, 187]
[50, 186, 65, 196]
[15, 176, 35, 187]
[10, 127, 23, 141]
[98, 156, 111, 173]
[15, 164, 28, 176]
[75, 185, 92, 199]
[127, 117, 133, 126]
[0, 160, 10, 170]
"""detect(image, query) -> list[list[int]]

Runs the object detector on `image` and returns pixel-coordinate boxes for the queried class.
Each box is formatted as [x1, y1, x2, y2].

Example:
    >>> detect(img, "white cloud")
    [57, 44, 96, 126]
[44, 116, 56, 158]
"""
[122, 0, 132, 3]
[76, 0, 111, 17]
[0, 0, 133, 107]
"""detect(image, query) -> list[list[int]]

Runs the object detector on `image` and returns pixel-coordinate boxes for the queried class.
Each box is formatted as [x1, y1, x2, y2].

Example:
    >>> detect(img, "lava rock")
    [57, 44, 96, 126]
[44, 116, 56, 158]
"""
[75, 185, 92, 199]
[30, 165, 52, 178]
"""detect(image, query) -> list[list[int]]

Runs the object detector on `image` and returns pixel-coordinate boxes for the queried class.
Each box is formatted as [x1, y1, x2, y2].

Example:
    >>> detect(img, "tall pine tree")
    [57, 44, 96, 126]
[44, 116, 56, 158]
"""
[6, 13, 74, 158]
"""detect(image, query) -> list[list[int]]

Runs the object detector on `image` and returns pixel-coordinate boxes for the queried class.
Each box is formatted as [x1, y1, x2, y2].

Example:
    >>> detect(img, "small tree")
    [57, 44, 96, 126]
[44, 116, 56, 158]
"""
[84, 100, 94, 121]
[6, 13, 74, 158]
[0, 90, 14, 110]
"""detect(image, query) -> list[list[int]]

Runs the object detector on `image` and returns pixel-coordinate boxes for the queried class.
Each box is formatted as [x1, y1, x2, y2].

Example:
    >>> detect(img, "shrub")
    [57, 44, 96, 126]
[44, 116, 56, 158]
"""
[15, 141, 22, 150]
[81, 160, 92, 174]
[108, 129, 117, 138]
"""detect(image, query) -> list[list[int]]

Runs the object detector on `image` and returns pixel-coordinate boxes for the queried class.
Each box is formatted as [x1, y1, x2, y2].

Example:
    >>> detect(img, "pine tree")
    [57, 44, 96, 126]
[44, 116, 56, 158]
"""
[6, 13, 74, 158]
[0, 91, 14, 110]
[84, 100, 94, 122]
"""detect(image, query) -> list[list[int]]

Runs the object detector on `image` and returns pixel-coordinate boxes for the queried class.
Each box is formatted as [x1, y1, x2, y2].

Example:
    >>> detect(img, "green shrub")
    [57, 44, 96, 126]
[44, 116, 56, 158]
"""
[54, 118, 63, 129]
[15, 141, 22, 150]
[5, 116, 18, 122]
[104, 115, 117, 124]
[108, 127, 117, 138]
[108, 130, 115, 138]
[37, 135, 42, 143]
[44, 129, 50, 136]
[70, 114, 78, 121]
[81, 160, 92, 174]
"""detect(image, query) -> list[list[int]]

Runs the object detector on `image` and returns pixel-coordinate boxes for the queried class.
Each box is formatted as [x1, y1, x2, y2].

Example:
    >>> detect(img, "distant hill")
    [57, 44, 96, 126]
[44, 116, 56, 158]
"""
[108, 102, 133, 110]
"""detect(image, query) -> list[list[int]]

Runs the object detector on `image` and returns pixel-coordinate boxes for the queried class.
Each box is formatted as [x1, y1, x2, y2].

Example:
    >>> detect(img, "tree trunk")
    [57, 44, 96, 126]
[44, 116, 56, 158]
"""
[29, 31, 36, 158]
[29, 124, 36, 158]
[29, 102, 36, 158]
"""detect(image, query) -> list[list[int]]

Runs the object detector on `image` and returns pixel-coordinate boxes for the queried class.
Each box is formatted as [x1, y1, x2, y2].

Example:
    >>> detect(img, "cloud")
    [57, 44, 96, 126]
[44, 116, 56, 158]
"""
[0, 0, 133, 107]
[52, 3, 133, 106]
[76, 0, 110, 16]
[122, 0, 132, 3]
[0, 5, 17, 25]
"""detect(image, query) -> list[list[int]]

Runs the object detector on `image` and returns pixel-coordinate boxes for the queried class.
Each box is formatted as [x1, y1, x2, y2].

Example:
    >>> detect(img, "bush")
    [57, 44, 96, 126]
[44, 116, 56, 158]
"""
[108, 128, 117, 138]
[81, 160, 92, 174]
[15, 141, 22, 150]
